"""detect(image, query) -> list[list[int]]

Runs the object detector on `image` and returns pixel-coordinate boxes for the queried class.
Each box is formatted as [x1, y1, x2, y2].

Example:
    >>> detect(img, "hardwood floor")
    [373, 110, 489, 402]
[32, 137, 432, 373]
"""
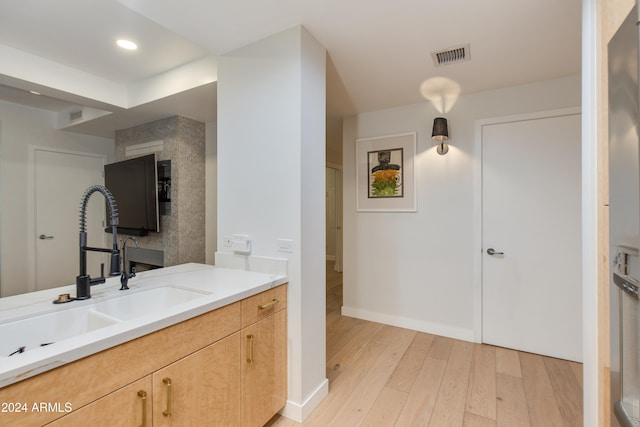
[268, 262, 583, 427]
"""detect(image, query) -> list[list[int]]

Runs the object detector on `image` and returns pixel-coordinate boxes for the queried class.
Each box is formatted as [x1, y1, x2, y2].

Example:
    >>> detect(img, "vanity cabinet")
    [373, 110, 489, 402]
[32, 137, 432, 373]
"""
[46, 334, 242, 427]
[0, 284, 287, 427]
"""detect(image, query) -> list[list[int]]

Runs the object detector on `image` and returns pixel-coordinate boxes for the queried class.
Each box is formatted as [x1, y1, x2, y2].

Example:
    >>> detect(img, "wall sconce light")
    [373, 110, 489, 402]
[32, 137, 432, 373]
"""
[432, 117, 449, 155]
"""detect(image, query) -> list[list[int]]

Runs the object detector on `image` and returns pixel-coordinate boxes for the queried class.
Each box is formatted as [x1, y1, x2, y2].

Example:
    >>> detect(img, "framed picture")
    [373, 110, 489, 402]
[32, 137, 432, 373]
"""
[356, 132, 416, 212]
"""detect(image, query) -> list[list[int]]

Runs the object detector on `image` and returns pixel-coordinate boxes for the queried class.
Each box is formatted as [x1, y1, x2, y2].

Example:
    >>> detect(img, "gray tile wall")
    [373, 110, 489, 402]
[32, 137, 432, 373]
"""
[114, 116, 205, 266]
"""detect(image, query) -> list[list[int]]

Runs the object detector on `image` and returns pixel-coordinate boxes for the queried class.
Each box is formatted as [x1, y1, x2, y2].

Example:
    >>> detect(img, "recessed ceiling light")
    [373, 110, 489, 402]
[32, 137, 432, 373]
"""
[116, 39, 137, 50]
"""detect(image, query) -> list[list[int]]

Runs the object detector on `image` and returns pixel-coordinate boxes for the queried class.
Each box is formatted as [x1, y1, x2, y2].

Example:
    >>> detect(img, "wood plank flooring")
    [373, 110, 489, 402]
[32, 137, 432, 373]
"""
[267, 262, 583, 427]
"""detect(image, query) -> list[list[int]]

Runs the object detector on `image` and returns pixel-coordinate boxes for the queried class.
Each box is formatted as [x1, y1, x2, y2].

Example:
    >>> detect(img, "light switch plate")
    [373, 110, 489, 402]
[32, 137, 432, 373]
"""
[277, 238, 294, 253]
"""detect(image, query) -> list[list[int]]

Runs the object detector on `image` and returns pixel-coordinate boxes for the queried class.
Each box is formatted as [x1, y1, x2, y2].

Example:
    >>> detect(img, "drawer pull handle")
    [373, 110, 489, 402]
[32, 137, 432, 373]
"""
[258, 298, 279, 310]
[247, 334, 255, 364]
[162, 377, 172, 417]
[137, 390, 147, 427]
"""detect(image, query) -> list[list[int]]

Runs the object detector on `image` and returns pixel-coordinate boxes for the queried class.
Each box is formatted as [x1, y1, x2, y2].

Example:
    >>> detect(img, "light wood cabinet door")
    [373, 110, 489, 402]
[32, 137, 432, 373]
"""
[153, 332, 241, 426]
[242, 309, 287, 427]
[46, 376, 152, 427]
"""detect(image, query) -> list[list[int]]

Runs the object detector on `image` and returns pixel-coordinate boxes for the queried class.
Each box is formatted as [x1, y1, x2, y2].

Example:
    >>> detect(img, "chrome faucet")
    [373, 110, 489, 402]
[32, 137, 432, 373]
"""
[119, 237, 139, 290]
[75, 185, 121, 300]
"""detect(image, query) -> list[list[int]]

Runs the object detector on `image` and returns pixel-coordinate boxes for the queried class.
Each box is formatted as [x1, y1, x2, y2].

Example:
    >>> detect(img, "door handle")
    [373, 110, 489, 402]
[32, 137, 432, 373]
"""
[487, 248, 504, 256]
[39, 234, 54, 240]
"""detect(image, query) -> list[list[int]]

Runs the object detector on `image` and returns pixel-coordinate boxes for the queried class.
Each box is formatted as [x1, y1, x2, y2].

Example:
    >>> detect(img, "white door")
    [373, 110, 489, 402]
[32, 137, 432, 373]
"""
[481, 112, 582, 362]
[35, 149, 105, 291]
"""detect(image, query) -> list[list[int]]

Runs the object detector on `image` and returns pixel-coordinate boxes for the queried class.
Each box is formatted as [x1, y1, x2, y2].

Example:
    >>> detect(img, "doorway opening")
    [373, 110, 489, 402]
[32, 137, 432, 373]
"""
[326, 164, 343, 273]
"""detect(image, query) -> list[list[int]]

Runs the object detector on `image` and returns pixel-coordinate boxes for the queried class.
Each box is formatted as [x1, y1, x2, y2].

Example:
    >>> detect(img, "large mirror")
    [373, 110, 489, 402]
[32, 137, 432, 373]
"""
[0, 1, 217, 297]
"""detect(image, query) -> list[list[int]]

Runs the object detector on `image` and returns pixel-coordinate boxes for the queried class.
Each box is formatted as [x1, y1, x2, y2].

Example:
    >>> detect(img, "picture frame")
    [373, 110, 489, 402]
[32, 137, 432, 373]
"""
[356, 132, 417, 212]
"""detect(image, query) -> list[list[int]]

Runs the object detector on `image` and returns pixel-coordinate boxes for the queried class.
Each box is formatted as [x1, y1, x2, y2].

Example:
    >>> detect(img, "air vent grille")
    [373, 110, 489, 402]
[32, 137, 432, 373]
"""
[431, 44, 470, 67]
[69, 110, 83, 121]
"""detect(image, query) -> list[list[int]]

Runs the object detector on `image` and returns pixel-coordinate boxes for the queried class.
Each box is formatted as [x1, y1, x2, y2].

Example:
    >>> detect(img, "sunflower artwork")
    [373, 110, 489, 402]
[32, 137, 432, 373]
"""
[368, 148, 404, 198]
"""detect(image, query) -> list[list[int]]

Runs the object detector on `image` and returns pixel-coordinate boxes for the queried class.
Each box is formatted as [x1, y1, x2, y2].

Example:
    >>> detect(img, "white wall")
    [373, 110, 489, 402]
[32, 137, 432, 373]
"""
[217, 26, 327, 421]
[0, 100, 114, 296]
[342, 75, 581, 340]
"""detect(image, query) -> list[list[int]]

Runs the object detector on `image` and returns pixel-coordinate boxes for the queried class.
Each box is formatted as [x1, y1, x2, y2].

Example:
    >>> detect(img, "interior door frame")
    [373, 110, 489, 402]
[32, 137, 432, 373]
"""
[472, 107, 582, 342]
[27, 146, 106, 293]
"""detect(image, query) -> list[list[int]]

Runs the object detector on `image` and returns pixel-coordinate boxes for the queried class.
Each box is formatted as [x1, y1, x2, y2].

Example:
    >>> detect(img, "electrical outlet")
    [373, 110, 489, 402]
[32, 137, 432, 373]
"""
[231, 234, 251, 254]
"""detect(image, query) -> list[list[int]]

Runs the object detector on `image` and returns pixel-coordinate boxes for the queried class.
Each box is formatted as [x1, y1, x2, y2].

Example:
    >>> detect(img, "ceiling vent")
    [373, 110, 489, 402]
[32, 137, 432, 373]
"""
[431, 44, 471, 67]
[69, 110, 83, 122]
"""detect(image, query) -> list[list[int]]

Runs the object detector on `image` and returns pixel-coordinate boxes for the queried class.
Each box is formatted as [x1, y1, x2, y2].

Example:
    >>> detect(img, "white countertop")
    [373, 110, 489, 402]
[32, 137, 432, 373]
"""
[0, 263, 287, 388]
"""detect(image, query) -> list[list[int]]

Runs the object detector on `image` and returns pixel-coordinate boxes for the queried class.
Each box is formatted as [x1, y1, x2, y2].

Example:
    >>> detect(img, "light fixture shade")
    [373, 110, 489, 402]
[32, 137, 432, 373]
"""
[432, 117, 449, 141]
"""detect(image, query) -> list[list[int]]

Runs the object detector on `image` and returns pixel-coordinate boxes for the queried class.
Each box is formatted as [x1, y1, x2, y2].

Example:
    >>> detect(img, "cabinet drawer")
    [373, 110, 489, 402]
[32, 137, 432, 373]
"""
[241, 284, 287, 328]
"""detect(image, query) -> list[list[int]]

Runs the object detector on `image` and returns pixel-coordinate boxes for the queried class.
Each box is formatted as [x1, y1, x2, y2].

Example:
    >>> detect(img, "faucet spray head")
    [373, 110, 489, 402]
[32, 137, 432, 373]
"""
[109, 248, 121, 276]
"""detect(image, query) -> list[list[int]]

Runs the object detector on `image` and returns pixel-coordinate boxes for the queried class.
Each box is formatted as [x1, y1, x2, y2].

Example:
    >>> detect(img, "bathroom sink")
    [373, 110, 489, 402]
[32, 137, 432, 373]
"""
[0, 286, 209, 359]
[93, 286, 210, 321]
[0, 306, 121, 358]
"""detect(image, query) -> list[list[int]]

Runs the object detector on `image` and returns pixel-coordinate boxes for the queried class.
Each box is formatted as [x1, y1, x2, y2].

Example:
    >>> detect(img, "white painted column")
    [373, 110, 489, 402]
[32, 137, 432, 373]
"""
[217, 26, 328, 421]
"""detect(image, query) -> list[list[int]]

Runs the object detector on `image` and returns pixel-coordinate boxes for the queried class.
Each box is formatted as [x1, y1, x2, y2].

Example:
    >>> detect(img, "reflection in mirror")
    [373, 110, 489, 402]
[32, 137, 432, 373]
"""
[0, 1, 217, 297]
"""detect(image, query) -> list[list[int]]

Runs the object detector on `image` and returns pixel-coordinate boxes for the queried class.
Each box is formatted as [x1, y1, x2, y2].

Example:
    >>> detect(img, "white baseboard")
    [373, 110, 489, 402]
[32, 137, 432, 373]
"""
[279, 378, 329, 422]
[341, 306, 476, 343]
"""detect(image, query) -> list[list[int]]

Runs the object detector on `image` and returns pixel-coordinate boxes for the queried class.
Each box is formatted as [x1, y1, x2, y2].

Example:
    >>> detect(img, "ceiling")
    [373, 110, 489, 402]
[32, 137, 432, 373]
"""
[0, 0, 581, 138]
